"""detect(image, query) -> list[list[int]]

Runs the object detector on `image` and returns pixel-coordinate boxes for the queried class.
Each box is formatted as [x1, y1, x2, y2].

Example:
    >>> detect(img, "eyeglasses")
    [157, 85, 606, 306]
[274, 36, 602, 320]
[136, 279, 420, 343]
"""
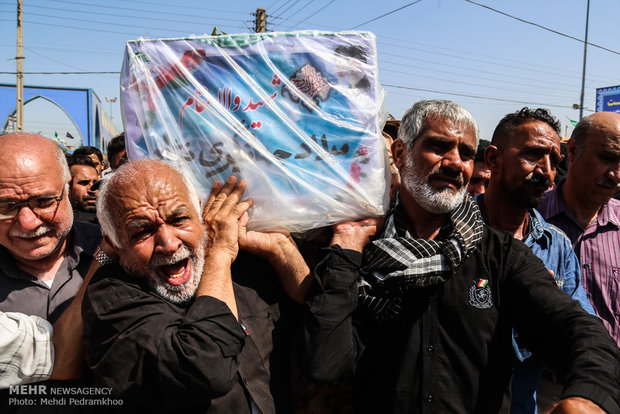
[0, 189, 65, 220]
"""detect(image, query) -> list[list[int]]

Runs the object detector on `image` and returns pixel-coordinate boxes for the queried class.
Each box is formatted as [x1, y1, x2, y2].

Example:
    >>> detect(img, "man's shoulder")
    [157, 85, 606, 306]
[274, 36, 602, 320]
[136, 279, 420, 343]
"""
[479, 223, 522, 247]
[471, 225, 537, 269]
[537, 185, 562, 218]
[606, 197, 620, 214]
[71, 221, 102, 255]
[530, 209, 573, 247]
[85, 264, 150, 311]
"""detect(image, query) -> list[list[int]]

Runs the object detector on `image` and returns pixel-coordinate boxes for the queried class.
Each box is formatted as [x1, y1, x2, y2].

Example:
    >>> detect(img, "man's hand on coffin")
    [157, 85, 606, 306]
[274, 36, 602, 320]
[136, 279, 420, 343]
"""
[331, 217, 384, 253]
[238, 218, 312, 304]
[202, 176, 252, 262]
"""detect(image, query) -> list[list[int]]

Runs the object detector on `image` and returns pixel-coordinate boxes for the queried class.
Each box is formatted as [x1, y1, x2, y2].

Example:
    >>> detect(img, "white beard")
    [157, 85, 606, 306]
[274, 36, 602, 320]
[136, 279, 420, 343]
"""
[400, 151, 466, 214]
[124, 238, 206, 305]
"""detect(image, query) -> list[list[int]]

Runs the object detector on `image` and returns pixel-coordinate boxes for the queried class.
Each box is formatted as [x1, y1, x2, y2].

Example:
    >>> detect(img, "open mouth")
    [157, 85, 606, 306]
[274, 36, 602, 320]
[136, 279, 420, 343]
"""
[156, 258, 191, 286]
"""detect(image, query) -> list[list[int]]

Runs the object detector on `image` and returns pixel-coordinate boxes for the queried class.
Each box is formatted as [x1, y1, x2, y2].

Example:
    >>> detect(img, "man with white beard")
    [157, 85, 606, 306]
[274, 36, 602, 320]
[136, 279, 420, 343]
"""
[302, 100, 620, 414]
[82, 159, 311, 413]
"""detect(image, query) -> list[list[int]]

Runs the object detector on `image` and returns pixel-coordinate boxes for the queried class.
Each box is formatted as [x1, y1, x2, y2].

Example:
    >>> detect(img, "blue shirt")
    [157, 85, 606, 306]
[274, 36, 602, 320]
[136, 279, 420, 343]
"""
[523, 208, 594, 315]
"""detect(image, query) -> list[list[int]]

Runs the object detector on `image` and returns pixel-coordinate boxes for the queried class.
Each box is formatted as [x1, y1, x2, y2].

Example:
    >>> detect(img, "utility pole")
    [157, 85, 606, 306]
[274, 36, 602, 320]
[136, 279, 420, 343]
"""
[578, 0, 590, 120]
[255, 8, 266, 33]
[16, 0, 24, 131]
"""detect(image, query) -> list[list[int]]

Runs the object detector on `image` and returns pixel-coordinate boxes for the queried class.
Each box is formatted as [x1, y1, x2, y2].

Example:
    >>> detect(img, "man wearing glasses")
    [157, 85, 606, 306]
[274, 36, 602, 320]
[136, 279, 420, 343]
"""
[0, 133, 101, 325]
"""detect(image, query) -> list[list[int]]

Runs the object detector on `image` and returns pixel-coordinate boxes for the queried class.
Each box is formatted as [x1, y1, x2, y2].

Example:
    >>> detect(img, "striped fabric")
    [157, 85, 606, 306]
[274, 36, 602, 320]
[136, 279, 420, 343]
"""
[538, 184, 620, 345]
[358, 193, 484, 320]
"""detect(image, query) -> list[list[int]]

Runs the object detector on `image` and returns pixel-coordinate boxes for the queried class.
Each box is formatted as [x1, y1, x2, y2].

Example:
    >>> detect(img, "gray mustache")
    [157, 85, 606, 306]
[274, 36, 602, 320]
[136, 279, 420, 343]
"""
[10, 225, 54, 238]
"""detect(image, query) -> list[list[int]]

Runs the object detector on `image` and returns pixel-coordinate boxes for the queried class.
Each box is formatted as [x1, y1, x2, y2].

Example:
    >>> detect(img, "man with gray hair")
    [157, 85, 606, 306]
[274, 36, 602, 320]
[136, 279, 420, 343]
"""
[302, 100, 620, 413]
[0, 133, 104, 403]
[0, 133, 101, 324]
[83, 159, 311, 412]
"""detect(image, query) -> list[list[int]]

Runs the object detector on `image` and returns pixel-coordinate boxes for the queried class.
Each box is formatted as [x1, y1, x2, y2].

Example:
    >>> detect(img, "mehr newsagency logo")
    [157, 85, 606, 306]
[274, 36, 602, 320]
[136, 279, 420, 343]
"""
[7, 385, 123, 407]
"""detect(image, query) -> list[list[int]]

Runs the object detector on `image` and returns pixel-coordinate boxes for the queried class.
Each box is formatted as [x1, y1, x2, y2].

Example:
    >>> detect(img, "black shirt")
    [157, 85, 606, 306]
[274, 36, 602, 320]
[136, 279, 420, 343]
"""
[83, 252, 298, 413]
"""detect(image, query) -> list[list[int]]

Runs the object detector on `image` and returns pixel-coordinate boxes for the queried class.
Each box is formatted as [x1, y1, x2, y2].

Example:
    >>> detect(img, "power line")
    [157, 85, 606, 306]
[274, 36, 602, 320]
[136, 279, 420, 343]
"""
[377, 49, 584, 90]
[24, 46, 89, 71]
[14, 19, 140, 36]
[0, 42, 120, 55]
[266, 0, 285, 10]
[272, 0, 296, 16]
[277, 0, 303, 17]
[20, 3, 242, 27]
[381, 67, 576, 101]
[375, 35, 618, 84]
[46, 0, 245, 22]
[382, 83, 578, 109]
[379, 60, 578, 97]
[349, 0, 423, 30]
[286, 0, 335, 30]
[279, 1, 314, 23]
[22, 11, 224, 33]
[465, 0, 620, 56]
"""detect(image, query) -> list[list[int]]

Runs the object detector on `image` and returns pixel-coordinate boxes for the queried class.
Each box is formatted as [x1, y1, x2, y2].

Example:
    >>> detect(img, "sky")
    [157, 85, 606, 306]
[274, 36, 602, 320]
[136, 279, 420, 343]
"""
[1, 0, 619, 145]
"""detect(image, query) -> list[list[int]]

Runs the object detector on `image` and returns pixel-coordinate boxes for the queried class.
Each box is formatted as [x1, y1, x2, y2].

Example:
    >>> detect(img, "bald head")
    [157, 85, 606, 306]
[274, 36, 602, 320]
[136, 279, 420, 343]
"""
[97, 159, 201, 247]
[0, 133, 70, 183]
[566, 111, 620, 206]
[571, 111, 620, 155]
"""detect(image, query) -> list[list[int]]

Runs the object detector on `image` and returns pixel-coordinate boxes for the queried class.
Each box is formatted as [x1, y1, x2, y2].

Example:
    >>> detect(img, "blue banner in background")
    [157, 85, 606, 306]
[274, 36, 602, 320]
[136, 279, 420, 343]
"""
[596, 85, 620, 114]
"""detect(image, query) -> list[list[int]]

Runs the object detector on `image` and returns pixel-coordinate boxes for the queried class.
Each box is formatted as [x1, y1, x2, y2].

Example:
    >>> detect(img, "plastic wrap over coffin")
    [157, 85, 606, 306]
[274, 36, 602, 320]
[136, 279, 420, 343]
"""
[121, 30, 389, 232]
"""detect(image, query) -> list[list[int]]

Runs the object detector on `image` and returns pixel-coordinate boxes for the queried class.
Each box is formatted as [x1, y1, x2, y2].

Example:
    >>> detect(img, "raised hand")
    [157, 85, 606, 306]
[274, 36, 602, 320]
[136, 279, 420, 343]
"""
[202, 176, 253, 261]
[238, 213, 311, 303]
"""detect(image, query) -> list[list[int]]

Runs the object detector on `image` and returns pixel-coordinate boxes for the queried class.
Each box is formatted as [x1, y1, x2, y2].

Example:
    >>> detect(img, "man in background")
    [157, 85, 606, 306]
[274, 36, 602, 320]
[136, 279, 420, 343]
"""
[478, 107, 595, 413]
[538, 111, 620, 346]
[467, 138, 491, 195]
[67, 154, 99, 224]
[103, 132, 127, 176]
[73, 145, 105, 177]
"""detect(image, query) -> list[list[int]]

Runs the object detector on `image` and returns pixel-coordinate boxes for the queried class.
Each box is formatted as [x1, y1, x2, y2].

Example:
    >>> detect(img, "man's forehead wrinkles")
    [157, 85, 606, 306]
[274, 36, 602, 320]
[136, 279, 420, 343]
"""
[0, 179, 62, 197]
[0, 172, 50, 181]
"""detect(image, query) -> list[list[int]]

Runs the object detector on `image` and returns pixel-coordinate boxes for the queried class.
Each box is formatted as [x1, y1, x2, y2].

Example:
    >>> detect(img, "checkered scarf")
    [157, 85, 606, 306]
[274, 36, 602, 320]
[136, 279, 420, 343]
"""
[358, 193, 484, 320]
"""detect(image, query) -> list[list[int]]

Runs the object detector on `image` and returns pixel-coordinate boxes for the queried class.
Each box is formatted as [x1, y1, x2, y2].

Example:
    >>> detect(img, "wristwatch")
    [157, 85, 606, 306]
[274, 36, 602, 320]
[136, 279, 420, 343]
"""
[94, 247, 115, 266]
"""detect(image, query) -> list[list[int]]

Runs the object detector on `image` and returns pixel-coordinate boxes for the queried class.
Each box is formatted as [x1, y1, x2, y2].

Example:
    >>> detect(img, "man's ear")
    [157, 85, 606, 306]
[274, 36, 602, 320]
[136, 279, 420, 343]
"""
[566, 138, 578, 164]
[484, 145, 501, 175]
[391, 139, 407, 172]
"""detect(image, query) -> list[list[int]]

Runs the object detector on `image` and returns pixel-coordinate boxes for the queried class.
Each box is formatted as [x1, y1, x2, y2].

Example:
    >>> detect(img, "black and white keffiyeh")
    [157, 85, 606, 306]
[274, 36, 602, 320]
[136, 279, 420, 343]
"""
[358, 193, 484, 320]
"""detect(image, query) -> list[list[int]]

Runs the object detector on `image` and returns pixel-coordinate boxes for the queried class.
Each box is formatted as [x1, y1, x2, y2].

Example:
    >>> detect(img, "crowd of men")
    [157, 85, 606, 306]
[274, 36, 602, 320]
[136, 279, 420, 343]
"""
[0, 101, 619, 414]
